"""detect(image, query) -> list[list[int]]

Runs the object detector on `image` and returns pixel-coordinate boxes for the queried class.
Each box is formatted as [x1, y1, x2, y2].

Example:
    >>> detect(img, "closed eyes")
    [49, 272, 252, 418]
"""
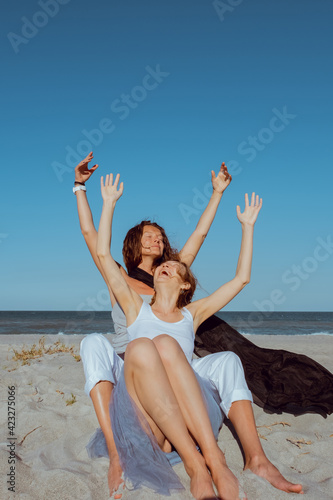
[145, 234, 163, 241]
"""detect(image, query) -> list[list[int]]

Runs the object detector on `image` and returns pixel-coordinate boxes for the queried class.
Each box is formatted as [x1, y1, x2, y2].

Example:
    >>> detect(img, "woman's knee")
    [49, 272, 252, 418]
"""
[125, 338, 158, 368]
[222, 353, 245, 381]
[203, 351, 244, 383]
[223, 351, 242, 368]
[80, 333, 108, 358]
[211, 351, 242, 368]
[152, 335, 184, 365]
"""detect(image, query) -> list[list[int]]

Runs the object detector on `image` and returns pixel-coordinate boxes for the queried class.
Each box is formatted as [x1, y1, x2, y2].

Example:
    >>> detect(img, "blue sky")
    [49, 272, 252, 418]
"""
[1, 0, 332, 311]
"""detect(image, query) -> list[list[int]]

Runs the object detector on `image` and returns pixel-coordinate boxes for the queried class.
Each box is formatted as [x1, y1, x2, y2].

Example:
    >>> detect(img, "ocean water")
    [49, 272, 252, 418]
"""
[0, 311, 332, 336]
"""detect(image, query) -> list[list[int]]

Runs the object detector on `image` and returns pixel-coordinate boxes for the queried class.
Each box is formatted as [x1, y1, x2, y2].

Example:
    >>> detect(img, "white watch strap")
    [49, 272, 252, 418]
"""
[73, 185, 87, 194]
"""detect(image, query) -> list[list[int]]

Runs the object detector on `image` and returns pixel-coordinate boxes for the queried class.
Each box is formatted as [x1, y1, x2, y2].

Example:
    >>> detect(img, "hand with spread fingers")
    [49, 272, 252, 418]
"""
[211, 161, 232, 194]
[101, 173, 124, 204]
[75, 151, 99, 184]
[236, 192, 262, 226]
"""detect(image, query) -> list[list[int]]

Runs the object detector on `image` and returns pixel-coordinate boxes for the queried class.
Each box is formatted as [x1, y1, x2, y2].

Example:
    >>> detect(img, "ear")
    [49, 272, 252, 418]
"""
[181, 282, 191, 291]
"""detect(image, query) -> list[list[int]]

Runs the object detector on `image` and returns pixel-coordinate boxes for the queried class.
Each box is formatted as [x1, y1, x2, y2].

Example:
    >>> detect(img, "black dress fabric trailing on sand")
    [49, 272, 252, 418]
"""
[194, 314, 333, 417]
[129, 267, 333, 418]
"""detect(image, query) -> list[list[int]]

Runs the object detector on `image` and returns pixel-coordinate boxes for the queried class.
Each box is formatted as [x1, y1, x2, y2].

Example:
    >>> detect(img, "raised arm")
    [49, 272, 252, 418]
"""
[75, 152, 100, 256]
[179, 163, 232, 267]
[188, 192, 262, 329]
[74, 152, 120, 305]
[97, 174, 142, 324]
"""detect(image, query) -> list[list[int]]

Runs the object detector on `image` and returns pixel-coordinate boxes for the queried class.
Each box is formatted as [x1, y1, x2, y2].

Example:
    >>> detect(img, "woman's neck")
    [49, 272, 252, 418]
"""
[138, 258, 154, 275]
[152, 289, 180, 315]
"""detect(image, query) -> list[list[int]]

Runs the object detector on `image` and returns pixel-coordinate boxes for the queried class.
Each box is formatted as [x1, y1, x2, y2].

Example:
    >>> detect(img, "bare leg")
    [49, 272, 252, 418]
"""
[90, 381, 125, 499]
[124, 338, 218, 500]
[153, 335, 242, 500]
[228, 401, 303, 494]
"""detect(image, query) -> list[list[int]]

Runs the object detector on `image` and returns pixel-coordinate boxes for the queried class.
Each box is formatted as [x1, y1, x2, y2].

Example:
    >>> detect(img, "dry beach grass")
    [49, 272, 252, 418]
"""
[1, 333, 332, 500]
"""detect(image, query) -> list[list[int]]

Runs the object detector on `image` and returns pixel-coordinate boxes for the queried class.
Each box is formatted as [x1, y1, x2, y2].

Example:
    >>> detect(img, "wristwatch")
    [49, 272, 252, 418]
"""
[73, 185, 87, 194]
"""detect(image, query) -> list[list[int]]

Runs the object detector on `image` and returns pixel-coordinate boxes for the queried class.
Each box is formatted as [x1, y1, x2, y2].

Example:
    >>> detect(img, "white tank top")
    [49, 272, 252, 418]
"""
[127, 301, 195, 363]
[111, 295, 152, 354]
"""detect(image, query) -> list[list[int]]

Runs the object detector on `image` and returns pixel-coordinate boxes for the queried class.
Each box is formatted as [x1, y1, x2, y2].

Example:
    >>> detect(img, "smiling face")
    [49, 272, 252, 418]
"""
[154, 261, 186, 282]
[141, 225, 164, 258]
[151, 260, 197, 308]
[122, 220, 179, 275]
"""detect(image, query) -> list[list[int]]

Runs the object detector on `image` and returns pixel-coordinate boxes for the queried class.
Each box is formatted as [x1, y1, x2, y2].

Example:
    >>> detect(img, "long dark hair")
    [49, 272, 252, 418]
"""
[122, 220, 179, 275]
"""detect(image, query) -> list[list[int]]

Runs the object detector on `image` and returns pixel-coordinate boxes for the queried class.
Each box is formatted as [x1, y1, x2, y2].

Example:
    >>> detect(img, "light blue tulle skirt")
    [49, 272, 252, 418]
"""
[86, 367, 223, 496]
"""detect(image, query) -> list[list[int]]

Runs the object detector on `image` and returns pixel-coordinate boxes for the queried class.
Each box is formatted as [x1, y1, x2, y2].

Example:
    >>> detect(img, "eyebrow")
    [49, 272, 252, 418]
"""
[144, 232, 163, 237]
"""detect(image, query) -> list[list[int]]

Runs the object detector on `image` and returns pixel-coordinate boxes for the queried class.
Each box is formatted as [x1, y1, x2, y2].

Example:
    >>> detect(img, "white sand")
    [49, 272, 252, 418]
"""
[1, 334, 332, 500]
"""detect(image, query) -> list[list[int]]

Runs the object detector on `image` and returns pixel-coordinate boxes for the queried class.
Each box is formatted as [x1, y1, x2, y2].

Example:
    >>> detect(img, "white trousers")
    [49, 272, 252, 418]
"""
[80, 333, 252, 417]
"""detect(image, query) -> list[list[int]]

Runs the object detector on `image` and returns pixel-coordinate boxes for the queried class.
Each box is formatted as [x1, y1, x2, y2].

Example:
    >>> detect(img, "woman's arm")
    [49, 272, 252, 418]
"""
[188, 192, 262, 329]
[97, 174, 142, 323]
[74, 152, 118, 306]
[179, 163, 232, 267]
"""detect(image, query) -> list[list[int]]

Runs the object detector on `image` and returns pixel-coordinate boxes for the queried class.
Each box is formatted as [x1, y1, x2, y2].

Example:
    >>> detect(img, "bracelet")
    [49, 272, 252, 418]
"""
[74, 181, 85, 186]
[73, 185, 87, 194]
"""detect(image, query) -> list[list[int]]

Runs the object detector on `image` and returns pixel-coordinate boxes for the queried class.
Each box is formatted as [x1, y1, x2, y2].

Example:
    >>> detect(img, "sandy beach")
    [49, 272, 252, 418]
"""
[1, 333, 332, 500]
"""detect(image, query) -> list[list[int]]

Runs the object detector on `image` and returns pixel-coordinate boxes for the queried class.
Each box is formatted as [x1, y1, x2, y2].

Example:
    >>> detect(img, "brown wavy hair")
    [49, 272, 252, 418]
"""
[122, 220, 179, 274]
[150, 260, 197, 308]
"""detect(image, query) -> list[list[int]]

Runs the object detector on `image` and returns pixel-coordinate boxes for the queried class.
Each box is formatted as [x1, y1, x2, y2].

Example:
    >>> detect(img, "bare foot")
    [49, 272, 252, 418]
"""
[108, 456, 125, 499]
[184, 454, 218, 500]
[206, 449, 244, 500]
[245, 455, 303, 494]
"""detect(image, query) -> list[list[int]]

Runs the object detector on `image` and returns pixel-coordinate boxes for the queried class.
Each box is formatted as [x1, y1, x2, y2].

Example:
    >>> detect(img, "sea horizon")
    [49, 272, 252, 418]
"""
[1, 311, 332, 336]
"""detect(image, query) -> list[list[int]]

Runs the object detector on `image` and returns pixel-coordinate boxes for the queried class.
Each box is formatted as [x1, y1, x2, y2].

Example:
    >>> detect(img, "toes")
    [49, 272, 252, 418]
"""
[290, 484, 304, 494]
[110, 489, 124, 500]
[110, 479, 125, 499]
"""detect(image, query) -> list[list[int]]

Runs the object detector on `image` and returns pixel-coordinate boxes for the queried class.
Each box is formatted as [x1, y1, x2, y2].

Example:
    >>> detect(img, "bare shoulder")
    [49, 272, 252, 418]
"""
[129, 288, 145, 313]
[186, 298, 206, 315]
[185, 298, 208, 331]
[185, 302, 196, 316]
[122, 273, 154, 296]
[125, 291, 144, 324]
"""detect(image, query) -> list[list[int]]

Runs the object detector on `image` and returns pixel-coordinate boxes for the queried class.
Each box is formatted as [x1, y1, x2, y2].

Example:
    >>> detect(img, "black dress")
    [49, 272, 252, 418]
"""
[129, 268, 333, 418]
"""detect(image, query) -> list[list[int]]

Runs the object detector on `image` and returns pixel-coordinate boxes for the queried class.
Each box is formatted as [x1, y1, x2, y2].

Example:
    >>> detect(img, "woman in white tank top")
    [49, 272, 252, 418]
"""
[76, 155, 303, 499]
[95, 172, 267, 500]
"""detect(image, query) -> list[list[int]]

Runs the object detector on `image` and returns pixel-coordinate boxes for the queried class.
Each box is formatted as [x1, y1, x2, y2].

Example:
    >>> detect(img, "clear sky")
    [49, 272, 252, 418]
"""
[1, 0, 332, 311]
